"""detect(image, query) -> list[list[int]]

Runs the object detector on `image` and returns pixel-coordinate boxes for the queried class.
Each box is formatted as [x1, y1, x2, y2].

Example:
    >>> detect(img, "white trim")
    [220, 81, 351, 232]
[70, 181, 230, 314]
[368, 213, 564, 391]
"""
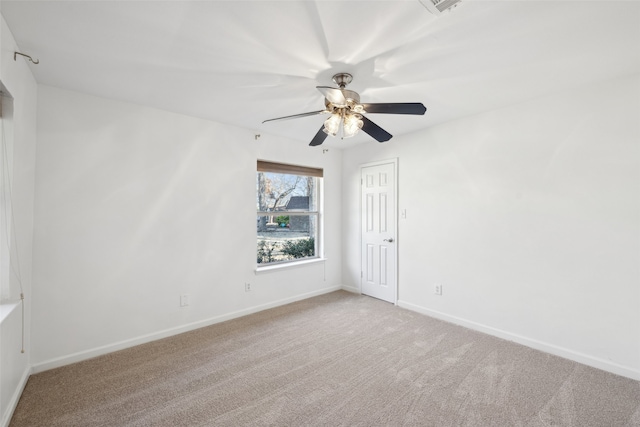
[341, 284, 361, 294]
[255, 257, 325, 274]
[398, 299, 640, 381]
[0, 301, 19, 324]
[31, 285, 341, 374]
[1, 365, 30, 427]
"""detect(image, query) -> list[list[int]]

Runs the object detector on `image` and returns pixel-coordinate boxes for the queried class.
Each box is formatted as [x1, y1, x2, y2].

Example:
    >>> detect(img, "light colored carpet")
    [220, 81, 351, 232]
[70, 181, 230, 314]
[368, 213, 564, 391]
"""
[10, 291, 640, 426]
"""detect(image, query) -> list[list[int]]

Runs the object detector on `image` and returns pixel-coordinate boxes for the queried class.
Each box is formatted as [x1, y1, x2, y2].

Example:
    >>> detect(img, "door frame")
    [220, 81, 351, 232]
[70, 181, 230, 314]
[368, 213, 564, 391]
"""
[359, 158, 399, 305]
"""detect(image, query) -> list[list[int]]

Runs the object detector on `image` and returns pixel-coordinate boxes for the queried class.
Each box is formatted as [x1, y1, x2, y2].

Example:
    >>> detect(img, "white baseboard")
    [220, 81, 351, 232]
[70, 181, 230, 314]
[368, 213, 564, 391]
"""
[32, 285, 342, 374]
[1, 366, 30, 427]
[397, 300, 640, 381]
[341, 284, 360, 294]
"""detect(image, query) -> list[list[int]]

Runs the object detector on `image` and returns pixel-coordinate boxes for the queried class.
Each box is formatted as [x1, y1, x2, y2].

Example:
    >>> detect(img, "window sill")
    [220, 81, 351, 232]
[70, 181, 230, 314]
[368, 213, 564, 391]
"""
[0, 301, 20, 324]
[255, 258, 326, 274]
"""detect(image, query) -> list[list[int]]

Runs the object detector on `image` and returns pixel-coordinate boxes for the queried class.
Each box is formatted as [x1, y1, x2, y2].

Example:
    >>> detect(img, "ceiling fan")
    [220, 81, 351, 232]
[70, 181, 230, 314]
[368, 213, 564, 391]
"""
[263, 73, 427, 146]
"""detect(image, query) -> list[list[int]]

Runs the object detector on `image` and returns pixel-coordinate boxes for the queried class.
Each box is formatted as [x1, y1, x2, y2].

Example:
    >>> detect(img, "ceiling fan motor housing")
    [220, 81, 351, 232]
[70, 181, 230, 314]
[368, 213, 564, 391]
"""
[325, 89, 360, 110]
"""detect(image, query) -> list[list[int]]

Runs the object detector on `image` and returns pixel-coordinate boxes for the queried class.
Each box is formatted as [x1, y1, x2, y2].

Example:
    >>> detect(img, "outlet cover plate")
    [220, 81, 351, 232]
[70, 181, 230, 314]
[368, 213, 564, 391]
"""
[180, 294, 190, 307]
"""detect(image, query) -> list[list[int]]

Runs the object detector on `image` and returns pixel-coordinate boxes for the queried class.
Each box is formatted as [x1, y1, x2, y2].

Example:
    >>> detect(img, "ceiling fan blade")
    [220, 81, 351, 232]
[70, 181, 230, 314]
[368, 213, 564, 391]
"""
[361, 116, 392, 143]
[263, 110, 327, 124]
[316, 86, 346, 105]
[360, 103, 427, 115]
[309, 126, 329, 146]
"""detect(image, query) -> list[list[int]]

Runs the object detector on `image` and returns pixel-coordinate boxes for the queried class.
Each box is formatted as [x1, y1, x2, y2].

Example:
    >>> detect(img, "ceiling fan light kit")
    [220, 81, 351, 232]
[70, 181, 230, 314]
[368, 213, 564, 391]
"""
[263, 72, 426, 146]
[323, 113, 342, 137]
[342, 114, 364, 138]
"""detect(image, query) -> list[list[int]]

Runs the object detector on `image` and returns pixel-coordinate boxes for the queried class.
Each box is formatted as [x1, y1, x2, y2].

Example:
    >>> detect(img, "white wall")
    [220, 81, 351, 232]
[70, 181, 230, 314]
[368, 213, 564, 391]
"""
[31, 85, 342, 370]
[0, 14, 37, 427]
[342, 74, 640, 380]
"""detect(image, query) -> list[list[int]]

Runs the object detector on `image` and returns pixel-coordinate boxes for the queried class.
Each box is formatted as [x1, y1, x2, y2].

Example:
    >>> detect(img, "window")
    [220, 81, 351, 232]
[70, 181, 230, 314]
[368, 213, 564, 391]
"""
[0, 87, 14, 302]
[256, 161, 322, 266]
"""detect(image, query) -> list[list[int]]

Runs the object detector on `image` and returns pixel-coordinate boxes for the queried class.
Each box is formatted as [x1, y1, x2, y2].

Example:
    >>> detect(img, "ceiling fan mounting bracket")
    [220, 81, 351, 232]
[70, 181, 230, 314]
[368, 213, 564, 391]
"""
[332, 73, 353, 89]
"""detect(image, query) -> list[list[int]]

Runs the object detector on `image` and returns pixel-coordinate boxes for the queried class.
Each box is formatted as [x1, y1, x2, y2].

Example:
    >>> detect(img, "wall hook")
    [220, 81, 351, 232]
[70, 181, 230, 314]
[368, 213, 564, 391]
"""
[14, 52, 39, 65]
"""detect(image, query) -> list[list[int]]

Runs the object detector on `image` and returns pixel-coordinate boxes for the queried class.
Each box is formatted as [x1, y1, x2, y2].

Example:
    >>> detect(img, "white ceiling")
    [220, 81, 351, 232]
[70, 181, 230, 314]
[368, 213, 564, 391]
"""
[2, 1, 639, 148]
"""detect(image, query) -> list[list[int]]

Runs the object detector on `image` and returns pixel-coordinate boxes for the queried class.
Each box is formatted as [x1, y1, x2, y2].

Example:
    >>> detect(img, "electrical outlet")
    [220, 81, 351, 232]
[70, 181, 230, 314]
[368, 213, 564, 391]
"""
[180, 294, 190, 307]
[434, 284, 442, 296]
[245, 282, 251, 292]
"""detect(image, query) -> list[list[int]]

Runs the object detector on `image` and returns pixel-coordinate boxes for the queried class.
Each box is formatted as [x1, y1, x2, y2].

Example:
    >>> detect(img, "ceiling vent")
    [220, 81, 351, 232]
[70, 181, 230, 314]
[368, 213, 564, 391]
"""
[419, 0, 462, 15]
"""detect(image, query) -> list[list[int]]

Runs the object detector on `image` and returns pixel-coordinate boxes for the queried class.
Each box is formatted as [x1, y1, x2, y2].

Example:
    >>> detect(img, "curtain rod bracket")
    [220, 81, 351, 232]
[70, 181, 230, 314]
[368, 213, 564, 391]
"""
[14, 51, 39, 65]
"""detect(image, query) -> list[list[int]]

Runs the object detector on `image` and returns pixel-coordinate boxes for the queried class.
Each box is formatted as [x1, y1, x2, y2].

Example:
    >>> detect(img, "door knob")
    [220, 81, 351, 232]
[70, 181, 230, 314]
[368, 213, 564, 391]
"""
[383, 238, 394, 242]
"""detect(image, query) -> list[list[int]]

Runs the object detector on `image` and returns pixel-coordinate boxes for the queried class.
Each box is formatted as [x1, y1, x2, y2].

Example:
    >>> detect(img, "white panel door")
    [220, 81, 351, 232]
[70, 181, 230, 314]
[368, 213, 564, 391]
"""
[361, 161, 396, 303]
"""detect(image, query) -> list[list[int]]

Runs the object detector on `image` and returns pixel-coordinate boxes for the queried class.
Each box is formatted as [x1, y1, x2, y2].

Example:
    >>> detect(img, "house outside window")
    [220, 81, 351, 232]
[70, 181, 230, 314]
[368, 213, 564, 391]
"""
[256, 161, 322, 266]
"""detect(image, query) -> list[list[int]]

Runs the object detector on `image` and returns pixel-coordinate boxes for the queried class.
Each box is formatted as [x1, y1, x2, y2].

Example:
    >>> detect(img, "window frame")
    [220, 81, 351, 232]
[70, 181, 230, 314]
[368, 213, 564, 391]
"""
[0, 89, 14, 303]
[256, 160, 323, 270]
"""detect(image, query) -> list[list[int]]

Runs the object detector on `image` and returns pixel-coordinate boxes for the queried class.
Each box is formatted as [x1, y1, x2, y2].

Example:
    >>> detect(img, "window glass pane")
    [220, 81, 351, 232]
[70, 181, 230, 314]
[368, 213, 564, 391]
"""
[256, 172, 316, 213]
[256, 215, 316, 264]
